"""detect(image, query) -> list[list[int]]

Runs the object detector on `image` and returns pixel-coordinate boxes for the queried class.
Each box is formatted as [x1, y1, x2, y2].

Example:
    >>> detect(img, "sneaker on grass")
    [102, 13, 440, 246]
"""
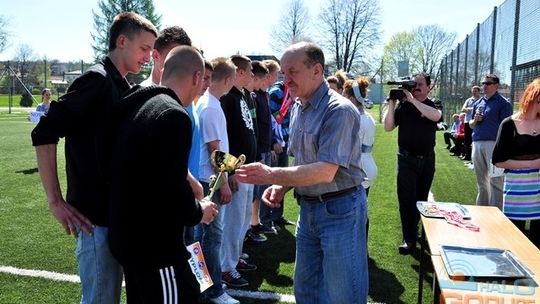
[251, 223, 278, 235]
[273, 217, 295, 226]
[236, 258, 257, 272]
[245, 229, 267, 243]
[209, 292, 240, 304]
[221, 270, 248, 287]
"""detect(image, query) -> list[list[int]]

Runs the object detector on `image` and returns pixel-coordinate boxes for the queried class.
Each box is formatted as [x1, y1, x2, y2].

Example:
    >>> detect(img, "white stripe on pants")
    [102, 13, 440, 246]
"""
[159, 266, 178, 304]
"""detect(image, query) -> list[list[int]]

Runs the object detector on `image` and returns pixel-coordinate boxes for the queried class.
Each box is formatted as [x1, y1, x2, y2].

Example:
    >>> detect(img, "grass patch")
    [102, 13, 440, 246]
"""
[0, 107, 479, 303]
[0, 95, 42, 108]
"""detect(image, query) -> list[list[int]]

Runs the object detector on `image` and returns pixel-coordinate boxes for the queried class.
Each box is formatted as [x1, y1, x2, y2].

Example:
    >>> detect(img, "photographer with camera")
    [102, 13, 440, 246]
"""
[383, 73, 442, 254]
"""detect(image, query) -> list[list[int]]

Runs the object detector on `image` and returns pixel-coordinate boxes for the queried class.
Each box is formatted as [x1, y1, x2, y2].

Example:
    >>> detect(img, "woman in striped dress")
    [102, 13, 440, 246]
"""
[492, 77, 540, 247]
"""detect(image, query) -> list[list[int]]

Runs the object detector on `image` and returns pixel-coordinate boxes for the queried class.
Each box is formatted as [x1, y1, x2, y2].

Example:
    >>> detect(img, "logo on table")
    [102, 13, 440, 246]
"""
[438, 259, 536, 303]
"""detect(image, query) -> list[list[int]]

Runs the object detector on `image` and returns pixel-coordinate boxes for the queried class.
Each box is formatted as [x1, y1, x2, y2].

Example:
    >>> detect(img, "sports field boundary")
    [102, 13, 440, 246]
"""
[0, 265, 297, 303]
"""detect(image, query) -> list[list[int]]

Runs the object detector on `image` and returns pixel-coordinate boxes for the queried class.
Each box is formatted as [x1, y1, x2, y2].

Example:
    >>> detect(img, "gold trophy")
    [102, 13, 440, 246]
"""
[202, 150, 246, 202]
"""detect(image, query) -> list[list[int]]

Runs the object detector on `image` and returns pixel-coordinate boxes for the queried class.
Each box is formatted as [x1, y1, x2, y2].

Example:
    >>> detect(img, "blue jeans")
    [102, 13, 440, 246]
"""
[253, 152, 272, 200]
[294, 187, 368, 304]
[195, 181, 225, 299]
[76, 226, 123, 304]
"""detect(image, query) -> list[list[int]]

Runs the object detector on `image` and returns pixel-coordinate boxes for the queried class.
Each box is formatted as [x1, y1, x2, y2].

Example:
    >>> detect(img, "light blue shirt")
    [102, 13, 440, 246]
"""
[185, 104, 200, 180]
[289, 81, 365, 196]
[36, 103, 49, 113]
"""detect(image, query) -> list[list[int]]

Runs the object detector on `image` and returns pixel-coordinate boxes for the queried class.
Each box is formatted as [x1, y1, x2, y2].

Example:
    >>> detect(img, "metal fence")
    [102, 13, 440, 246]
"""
[439, 0, 540, 122]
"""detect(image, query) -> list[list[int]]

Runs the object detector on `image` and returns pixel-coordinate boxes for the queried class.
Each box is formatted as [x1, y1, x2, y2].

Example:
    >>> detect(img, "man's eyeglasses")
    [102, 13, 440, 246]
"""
[481, 81, 496, 86]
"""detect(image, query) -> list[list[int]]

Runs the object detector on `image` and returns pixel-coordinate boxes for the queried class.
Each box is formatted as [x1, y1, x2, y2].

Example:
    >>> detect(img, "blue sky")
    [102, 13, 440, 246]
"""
[0, 0, 504, 62]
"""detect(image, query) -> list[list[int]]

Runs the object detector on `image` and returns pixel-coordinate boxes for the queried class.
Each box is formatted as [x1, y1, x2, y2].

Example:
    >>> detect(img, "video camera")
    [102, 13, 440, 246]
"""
[387, 78, 417, 101]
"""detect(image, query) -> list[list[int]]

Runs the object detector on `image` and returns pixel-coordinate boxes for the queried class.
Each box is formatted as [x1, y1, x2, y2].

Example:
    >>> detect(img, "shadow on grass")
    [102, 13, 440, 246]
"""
[408, 240, 436, 303]
[368, 257, 406, 304]
[410, 239, 435, 280]
[16, 167, 38, 175]
[242, 226, 296, 290]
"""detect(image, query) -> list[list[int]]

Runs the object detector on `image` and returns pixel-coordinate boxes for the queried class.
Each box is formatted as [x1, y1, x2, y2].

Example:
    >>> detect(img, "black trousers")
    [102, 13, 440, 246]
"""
[397, 151, 435, 244]
[443, 131, 453, 146]
[464, 122, 472, 159]
[123, 259, 201, 304]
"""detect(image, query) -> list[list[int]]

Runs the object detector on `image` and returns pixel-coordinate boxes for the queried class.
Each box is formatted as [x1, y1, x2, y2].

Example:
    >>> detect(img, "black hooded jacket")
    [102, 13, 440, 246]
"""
[31, 57, 130, 226]
[108, 85, 203, 267]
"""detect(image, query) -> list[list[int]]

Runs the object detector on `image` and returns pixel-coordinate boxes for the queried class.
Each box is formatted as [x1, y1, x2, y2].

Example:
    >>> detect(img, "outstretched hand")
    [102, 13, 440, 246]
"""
[235, 162, 273, 185]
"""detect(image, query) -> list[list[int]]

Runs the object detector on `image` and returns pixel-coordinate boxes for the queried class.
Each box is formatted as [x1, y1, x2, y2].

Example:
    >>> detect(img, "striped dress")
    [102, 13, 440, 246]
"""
[503, 168, 540, 220]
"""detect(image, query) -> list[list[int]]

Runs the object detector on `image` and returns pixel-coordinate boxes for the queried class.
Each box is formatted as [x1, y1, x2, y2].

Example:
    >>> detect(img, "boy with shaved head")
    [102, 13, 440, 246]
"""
[108, 46, 217, 303]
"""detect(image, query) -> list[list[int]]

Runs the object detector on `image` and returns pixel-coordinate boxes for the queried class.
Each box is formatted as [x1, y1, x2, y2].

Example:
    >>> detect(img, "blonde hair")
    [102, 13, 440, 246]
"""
[210, 57, 236, 82]
[263, 59, 280, 74]
[334, 69, 348, 90]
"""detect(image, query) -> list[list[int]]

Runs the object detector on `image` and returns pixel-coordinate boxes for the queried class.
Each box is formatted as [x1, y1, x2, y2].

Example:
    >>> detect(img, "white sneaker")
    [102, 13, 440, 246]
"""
[210, 292, 240, 304]
[240, 252, 249, 260]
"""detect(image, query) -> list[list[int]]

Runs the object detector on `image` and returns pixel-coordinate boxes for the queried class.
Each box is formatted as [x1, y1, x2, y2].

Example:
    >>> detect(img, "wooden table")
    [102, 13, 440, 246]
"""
[418, 205, 540, 303]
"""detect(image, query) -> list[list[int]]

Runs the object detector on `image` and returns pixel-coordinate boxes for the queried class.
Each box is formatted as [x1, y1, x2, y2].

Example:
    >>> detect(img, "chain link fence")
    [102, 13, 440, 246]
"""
[439, 0, 540, 122]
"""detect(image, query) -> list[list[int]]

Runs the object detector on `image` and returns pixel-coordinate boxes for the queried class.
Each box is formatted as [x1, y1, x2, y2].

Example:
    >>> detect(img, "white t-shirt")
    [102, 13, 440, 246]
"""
[139, 77, 155, 87]
[360, 112, 378, 189]
[196, 91, 229, 182]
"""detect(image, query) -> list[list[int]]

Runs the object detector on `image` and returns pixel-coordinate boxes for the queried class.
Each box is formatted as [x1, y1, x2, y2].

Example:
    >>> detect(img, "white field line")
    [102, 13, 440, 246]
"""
[0, 265, 297, 303]
[428, 191, 435, 201]
[0, 266, 80, 283]
[227, 288, 296, 303]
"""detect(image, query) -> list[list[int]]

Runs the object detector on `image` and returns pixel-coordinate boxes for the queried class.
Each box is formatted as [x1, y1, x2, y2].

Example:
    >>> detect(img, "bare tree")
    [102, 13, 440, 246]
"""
[0, 15, 9, 54]
[413, 25, 456, 84]
[271, 0, 311, 54]
[318, 0, 381, 73]
[12, 44, 36, 88]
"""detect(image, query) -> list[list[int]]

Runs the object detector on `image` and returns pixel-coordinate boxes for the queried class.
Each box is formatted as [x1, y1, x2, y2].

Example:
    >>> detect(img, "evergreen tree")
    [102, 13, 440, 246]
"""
[91, 0, 161, 62]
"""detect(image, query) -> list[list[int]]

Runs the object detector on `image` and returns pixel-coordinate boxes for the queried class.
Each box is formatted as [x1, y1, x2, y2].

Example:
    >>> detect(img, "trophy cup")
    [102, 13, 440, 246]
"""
[202, 150, 246, 202]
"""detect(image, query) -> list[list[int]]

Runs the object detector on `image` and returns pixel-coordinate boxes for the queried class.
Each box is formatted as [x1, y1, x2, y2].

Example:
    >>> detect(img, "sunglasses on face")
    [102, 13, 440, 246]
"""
[481, 82, 496, 86]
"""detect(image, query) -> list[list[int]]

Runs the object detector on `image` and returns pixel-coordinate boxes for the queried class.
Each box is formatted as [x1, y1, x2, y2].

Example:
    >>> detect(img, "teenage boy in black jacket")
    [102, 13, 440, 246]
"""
[219, 55, 258, 287]
[31, 12, 157, 303]
[108, 46, 217, 303]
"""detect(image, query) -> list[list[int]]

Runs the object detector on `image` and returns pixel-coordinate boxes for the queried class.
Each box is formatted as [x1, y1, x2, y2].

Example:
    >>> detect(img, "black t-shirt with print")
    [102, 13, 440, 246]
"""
[220, 86, 257, 165]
